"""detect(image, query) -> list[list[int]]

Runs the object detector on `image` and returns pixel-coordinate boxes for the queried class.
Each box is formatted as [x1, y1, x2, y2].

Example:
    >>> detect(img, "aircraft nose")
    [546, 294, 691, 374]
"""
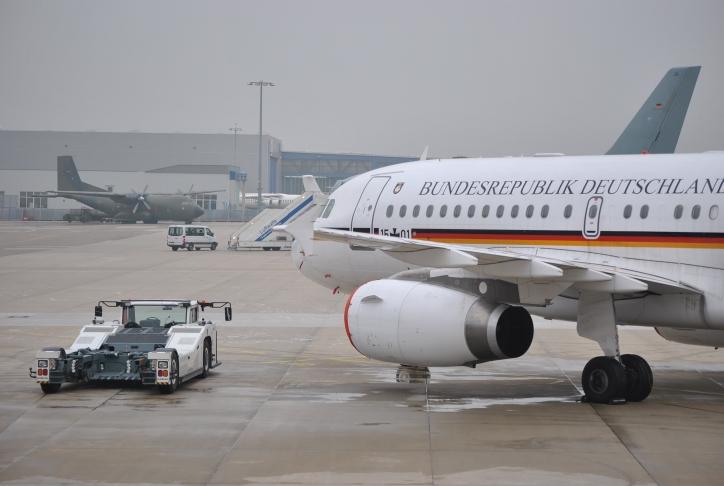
[194, 205, 204, 217]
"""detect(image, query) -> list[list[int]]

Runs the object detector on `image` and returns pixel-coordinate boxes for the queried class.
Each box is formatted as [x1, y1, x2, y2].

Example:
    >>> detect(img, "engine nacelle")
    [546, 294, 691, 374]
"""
[344, 279, 534, 367]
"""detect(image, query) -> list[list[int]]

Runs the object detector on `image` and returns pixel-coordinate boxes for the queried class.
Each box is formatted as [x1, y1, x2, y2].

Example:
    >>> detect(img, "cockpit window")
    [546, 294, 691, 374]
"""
[321, 199, 335, 218]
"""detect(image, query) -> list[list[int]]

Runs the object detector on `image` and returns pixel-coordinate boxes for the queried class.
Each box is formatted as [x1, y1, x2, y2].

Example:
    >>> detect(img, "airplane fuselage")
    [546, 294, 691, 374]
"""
[297, 152, 724, 332]
[66, 193, 204, 222]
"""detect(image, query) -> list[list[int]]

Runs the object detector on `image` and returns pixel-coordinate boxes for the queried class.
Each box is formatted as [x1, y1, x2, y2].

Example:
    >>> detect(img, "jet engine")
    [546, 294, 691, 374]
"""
[344, 279, 534, 367]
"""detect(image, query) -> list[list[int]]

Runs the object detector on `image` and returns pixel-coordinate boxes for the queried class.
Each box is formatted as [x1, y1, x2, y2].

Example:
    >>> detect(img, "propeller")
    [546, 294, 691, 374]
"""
[128, 185, 152, 213]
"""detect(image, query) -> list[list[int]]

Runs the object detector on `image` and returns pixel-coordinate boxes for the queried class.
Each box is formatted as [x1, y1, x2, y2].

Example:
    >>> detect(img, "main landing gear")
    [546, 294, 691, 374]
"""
[577, 292, 653, 404]
[581, 354, 653, 403]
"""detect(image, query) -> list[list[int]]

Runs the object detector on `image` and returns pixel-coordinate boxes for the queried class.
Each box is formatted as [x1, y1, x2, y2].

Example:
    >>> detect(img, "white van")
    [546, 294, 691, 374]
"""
[167, 225, 218, 251]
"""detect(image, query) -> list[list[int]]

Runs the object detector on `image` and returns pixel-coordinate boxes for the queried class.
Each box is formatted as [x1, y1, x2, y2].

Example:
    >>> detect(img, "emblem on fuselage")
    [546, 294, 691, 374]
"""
[393, 182, 404, 194]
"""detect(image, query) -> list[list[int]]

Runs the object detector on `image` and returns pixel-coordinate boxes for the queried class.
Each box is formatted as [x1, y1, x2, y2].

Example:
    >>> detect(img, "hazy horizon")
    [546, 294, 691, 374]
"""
[1, 0, 723, 158]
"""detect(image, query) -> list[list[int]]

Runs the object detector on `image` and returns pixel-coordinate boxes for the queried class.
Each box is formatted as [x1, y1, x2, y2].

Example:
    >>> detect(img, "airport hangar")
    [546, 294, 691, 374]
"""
[0, 130, 416, 221]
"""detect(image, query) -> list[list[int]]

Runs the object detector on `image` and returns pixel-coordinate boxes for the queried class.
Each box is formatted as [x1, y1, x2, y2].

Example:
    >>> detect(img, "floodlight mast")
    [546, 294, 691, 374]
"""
[228, 124, 242, 215]
[248, 80, 275, 207]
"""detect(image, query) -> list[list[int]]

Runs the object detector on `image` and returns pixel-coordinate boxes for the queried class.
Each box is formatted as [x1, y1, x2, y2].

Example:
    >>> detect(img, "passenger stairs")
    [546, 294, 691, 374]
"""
[227, 178, 321, 251]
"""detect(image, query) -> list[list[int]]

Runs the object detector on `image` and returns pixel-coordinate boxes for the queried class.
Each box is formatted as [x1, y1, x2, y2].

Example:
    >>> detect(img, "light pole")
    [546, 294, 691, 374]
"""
[228, 124, 243, 215]
[248, 80, 275, 207]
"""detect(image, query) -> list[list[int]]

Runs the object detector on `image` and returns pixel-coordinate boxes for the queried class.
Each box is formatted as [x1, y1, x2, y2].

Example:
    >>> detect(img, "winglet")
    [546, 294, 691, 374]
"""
[607, 66, 701, 155]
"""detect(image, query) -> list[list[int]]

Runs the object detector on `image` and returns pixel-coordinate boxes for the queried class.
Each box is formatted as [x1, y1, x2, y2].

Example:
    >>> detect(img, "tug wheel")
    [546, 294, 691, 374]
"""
[159, 352, 179, 394]
[200, 340, 211, 378]
[40, 383, 61, 394]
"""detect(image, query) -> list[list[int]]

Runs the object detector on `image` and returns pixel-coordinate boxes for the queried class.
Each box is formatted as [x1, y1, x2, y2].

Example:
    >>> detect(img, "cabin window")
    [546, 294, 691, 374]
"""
[674, 205, 683, 219]
[467, 204, 475, 217]
[399, 205, 407, 217]
[588, 205, 598, 219]
[511, 205, 519, 218]
[440, 205, 448, 217]
[321, 199, 335, 218]
[386, 205, 394, 218]
[623, 205, 632, 219]
[710, 205, 719, 220]
[412, 205, 420, 217]
[640, 205, 649, 219]
[426, 205, 434, 217]
[541, 204, 549, 218]
[564, 204, 573, 219]
[496, 205, 504, 218]
[525, 205, 534, 218]
[482, 205, 490, 218]
[692, 205, 701, 219]
[453, 205, 461, 218]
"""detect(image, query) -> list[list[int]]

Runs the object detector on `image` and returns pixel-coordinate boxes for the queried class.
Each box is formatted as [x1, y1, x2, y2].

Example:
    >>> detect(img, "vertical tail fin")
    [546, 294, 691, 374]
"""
[57, 156, 105, 191]
[607, 66, 700, 155]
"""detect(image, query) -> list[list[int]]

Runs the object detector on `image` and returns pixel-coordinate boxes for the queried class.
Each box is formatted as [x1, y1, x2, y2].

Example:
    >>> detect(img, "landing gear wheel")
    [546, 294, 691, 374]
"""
[621, 354, 653, 402]
[40, 383, 61, 394]
[159, 352, 179, 394]
[582, 356, 627, 403]
[200, 341, 211, 378]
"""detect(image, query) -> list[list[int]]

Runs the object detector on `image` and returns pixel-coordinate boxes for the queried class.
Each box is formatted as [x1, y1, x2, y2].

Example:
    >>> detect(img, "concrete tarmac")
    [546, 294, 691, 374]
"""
[0, 221, 723, 485]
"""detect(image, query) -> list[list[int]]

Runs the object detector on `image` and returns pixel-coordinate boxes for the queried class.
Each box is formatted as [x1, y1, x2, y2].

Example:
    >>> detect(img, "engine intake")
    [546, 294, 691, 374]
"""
[344, 279, 533, 367]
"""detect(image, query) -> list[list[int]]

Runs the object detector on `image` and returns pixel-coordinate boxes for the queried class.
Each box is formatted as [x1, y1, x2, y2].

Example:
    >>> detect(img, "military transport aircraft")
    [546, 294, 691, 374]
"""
[48, 156, 210, 223]
[278, 66, 718, 405]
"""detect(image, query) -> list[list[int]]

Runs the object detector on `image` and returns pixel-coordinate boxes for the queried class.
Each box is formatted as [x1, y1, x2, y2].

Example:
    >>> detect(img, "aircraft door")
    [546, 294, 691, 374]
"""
[351, 176, 390, 233]
[583, 196, 603, 239]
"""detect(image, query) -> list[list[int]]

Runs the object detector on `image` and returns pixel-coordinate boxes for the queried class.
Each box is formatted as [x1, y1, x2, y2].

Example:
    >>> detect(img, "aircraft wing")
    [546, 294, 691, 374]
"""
[314, 228, 701, 304]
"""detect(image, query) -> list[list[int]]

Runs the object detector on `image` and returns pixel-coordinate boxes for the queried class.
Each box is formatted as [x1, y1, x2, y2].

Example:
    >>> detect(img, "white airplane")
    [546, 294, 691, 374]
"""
[280, 67, 720, 404]
[241, 193, 300, 208]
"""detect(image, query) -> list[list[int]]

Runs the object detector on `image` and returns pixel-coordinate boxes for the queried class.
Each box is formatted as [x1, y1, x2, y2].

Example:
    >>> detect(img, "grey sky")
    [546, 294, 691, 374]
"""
[1, 0, 722, 158]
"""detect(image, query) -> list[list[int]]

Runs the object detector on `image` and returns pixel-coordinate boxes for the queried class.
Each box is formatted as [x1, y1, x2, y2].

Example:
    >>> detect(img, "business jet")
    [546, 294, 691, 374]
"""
[280, 67, 718, 404]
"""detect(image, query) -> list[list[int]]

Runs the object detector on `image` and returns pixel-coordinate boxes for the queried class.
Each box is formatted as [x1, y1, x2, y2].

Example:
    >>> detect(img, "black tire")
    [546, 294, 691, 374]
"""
[187, 244, 194, 251]
[582, 356, 627, 403]
[195, 246, 201, 251]
[211, 243, 217, 251]
[200, 340, 211, 378]
[171, 246, 178, 251]
[621, 354, 653, 402]
[159, 352, 179, 394]
[40, 382, 61, 394]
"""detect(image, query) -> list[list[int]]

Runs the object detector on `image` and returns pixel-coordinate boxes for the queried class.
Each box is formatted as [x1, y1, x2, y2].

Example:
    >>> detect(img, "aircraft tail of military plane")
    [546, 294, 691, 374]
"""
[57, 155, 107, 192]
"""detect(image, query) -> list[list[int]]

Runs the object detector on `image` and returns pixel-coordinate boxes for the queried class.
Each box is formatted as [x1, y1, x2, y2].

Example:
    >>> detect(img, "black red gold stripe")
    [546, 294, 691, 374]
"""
[410, 229, 724, 249]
